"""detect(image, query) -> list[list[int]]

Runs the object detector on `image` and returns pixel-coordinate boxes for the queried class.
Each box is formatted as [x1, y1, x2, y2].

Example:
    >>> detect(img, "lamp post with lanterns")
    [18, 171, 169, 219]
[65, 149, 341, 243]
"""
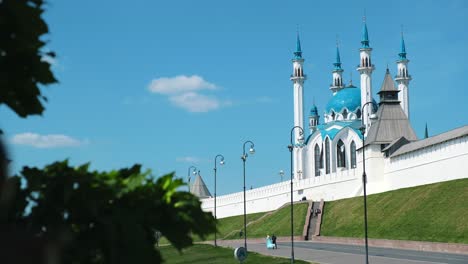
[241, 140, 255, 251]
[287, 126, 305, 263]
[213, 154, 225, 247]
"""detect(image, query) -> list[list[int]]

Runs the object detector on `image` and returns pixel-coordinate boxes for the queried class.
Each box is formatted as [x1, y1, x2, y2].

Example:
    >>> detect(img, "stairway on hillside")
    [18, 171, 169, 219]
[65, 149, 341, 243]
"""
[306, 201, 322, 240]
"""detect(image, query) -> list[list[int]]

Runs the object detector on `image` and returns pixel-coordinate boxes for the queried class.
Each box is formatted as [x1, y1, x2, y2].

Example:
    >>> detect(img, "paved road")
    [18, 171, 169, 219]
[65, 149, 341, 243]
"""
[217, 240, 468, 264]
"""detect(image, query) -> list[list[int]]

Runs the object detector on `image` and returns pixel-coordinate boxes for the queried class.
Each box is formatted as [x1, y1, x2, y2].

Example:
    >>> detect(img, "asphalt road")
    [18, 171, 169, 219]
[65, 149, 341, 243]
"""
[280, 241, 468, 264]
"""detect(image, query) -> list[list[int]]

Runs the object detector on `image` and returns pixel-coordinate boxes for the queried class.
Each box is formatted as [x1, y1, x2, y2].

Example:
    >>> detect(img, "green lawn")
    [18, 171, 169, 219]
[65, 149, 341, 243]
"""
[159, 244, 312, 264]
[160, 202, 309, 244]
[321, 178, 468, 243]
[224, 203, 309, 239]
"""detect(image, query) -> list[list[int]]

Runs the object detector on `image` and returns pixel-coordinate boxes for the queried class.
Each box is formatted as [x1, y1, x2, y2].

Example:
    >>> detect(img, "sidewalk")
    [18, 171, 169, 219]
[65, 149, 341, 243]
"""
[214, 240, 452, 264]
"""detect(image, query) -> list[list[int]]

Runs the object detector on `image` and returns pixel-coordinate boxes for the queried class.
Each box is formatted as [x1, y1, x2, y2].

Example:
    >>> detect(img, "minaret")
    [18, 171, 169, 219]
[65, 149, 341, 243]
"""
[330, 43, 345, 94]
[309, 104, 319, 134]
[395, 32, 412, 119]
[290, 33, 306, 140]
[356, 18, 375, 134]
[290, 33, 306, 180]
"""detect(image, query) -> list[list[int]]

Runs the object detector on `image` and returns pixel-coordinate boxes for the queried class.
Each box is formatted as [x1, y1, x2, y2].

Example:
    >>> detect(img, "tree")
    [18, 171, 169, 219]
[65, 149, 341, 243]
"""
[0, 0, 57, 118]
[1, 161, 216, 263]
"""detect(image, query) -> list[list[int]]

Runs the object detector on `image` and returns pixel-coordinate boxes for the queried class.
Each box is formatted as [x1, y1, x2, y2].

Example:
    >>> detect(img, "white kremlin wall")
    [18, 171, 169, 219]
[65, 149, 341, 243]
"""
[201, 133, 468, 219]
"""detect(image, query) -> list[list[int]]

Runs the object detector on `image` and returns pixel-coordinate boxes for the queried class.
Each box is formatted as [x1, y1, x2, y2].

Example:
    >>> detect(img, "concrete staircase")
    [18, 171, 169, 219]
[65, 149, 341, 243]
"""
[305, 200, 323, 240]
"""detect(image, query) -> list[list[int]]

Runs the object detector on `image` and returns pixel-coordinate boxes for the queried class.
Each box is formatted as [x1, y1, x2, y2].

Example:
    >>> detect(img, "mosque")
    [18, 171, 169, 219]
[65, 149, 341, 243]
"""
[194, 21, 468, 218]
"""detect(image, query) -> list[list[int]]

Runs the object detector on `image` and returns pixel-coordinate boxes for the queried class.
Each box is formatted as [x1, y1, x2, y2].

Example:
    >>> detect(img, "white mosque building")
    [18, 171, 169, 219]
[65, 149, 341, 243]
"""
[195, 21, 468, 218]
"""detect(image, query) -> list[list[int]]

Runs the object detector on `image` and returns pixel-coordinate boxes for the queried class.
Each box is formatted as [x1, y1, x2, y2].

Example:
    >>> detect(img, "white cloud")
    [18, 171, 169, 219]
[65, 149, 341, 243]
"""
[256, 96, 274, 103]
[11, 133, 87, 148]
[176, 156, 201, 163]
[169, 92, 221, 112]
[148, 75, 217, 95]
[147, 75, 228, 113]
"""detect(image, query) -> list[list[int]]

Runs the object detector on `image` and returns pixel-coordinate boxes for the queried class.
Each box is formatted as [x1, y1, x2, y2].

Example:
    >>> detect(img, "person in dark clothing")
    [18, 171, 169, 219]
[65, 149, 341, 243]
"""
[271, 234, 277, 249]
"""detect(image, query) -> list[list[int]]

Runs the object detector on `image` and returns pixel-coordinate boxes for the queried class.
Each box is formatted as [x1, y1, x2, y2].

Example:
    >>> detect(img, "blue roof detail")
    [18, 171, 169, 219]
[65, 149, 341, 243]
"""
[326, 87, 361, 113]
[361, 22, 370, 48]
[399, 34, 407, 60]
[333, 46, 342, 70]
[294, 33, 302, 59]
[310, 104, 319, 116]
[304, 120, 363, 144]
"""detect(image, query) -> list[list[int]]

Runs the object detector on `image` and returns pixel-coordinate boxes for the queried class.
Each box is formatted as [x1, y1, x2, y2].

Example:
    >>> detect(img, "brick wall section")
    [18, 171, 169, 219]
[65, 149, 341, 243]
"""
[314, 199, 324, 236]
[302, 201, 313, 239]
[312, 236, 468, 255]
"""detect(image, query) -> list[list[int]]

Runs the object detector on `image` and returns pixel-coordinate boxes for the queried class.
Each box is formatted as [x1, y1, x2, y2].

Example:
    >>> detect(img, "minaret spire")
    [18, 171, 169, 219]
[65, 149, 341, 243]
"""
[395, 28, 412, 119]
[361, 16, 370, 48]
[399, 31, 407, 59]
[330, 39, 345, 94]
[294, 31, 302, 59]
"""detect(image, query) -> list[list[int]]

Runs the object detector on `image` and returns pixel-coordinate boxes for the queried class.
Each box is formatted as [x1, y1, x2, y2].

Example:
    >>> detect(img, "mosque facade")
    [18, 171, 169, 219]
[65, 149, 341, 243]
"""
[197, 21, 468, 218]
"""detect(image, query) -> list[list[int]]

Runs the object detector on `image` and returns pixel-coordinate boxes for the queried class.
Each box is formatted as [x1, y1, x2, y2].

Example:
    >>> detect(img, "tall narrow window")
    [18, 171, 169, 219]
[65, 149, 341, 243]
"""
[342, 109, 348, 120]
[337, 140, 346, 168]
[351, 141, 357, 168]
[325, 138, 330, 174]
[314, 144, 321, 176]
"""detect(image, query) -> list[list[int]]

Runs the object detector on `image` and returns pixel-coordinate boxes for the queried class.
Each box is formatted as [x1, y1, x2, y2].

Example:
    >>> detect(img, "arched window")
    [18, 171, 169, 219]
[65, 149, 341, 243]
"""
[314, 144, 321, 176]
[342, 109, 348, 120]
[325, 138, 330, 174]
[351, 141, 357, 168]
[337, 140, 346, 168]
[356, 109, 361, 119]
[361, 58, 365, 67]
[331, 111, 336, 120]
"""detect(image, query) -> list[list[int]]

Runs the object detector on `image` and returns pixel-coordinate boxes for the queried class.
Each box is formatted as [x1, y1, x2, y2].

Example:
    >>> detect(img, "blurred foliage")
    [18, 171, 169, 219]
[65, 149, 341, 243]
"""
[0, 161, 216, 263]
[0, 0, 57, 118]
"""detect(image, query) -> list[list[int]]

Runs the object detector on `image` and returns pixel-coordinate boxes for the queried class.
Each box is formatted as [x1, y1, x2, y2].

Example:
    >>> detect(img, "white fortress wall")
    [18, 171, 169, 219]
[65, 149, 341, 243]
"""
[201, 168, 361, 218]
[384, 135, 468, 191]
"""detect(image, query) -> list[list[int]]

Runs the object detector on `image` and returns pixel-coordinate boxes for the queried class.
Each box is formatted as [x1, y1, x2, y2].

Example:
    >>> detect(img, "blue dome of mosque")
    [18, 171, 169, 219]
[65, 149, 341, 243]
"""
[325, 87, 361, 113]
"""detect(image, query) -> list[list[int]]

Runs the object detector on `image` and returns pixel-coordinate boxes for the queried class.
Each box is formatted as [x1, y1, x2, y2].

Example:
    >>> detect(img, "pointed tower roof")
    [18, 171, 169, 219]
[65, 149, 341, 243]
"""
[378, 68, 398, 94]
[294, 32, 303, 59]
[333, 45, 343, 70]
[424, 123, 429, 138]
[366, 70, 417, 145]
[361, 19, 370, 48]
[310, 104, 319, 116]
[190, 174, 212, 199]
[399, 33, 407, 60]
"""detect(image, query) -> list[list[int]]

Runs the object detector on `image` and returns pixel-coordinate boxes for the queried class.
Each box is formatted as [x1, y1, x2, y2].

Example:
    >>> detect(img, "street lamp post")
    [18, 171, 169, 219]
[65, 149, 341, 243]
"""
[287, 126, 305, 264]
[213, 154, 225, 247]
[187, 166, 197, 192]
[359, 101, 376, 264]
[279, 170, 285, 182]
[241, 140, 255, 251]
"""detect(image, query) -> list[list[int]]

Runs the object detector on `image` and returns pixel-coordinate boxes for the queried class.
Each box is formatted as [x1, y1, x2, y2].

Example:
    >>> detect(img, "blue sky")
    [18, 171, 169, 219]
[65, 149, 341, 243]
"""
[1, 0, 467, 195]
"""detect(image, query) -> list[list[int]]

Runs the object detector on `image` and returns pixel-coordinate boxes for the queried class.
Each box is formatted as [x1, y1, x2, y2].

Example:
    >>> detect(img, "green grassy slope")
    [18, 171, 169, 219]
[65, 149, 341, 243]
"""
[211, 212, 266, 240]
[224, 203, 309, 239]
[159, 244, 312, 264]
[159, 212, 266, 245]
[321, 178, 468, 243]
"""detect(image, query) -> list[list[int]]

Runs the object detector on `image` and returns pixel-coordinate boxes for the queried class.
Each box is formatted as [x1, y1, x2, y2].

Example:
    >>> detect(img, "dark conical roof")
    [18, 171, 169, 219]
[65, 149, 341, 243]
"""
[190, 174, 212, 199]
[379, 68, 397, 92]
[366, 70, 417, 145]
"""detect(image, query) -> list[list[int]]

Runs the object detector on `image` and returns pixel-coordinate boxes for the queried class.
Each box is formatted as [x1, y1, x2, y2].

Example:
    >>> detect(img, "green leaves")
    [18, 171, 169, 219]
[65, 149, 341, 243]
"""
[3, 161, 216, 263]
[0, 0, 58, 118]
